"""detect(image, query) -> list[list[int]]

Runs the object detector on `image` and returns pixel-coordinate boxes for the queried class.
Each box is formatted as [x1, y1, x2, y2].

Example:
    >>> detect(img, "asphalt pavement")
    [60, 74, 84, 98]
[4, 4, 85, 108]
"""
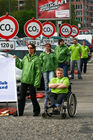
[0, 54, 93, 140]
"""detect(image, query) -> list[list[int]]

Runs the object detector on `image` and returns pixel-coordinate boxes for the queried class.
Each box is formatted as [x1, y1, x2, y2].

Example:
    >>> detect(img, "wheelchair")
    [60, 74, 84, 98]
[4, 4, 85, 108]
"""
[42, 83, 77, 119]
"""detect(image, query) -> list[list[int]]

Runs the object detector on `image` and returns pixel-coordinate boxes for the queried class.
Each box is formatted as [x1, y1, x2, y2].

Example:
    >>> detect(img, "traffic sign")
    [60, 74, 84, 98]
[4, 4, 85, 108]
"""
[59, 23, 72, 38]
[71, 25, 79, 38]
[42, 21, 55, 38]
[0, 15, 19, 40]
[28, 40, 41, 47]
[0, 40, 15, 50]
[24, 18, 42, 39]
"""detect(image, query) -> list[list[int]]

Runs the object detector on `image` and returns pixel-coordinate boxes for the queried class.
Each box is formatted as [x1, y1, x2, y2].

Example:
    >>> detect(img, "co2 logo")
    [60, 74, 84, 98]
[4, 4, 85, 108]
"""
[24, 18, 42, 39]
[42, 21, 55, 38]
[59, 23, 72, 38]
[0, 24, 13, 32]
[0, 15, 19, 40]
[71, 25, 79, 38]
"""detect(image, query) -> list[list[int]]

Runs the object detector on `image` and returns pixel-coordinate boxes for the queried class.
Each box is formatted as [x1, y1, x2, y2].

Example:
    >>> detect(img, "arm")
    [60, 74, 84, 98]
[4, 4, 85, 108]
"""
[34, 58, 41, 88]
[49, 83, 67, 89]
[13, 55, 23, 69]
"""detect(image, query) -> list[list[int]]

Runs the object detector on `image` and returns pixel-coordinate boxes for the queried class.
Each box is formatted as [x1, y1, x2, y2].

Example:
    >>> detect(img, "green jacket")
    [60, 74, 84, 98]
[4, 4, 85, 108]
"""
[69, 44, 81, 60]
[39, 51, 57, 73]
[81, 45, 89, 58]
[16, 53, 41, 88]
[54, 44, 70, 64]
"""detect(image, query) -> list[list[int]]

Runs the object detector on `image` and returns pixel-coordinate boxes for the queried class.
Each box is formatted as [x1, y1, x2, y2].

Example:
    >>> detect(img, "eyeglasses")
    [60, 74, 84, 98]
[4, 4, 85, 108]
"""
[28, 47, 34, 49]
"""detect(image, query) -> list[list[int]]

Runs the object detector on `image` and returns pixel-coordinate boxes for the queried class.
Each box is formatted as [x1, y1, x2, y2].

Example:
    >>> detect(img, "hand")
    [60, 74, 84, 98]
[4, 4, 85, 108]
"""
[13, 55, 18, 58]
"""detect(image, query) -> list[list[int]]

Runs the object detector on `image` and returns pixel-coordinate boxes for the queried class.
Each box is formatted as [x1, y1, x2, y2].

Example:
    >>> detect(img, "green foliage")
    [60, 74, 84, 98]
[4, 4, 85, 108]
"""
[0, 0, 17, 16]
[12, 10, 35, 37]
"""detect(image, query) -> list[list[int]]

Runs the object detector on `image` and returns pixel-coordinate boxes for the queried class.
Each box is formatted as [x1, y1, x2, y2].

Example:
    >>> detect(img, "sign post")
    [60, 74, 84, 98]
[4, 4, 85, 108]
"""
[59, 23, 72, 38]
[42, 21, 55, 38]
[70, 25, 79, 38]
[0, 14, 19, 40]
[24, 18, 42, 39]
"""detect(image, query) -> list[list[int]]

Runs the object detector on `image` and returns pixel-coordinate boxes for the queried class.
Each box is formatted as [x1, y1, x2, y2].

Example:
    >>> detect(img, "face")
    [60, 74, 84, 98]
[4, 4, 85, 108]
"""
[59, 41, 64, 46]
[45, 44, 51, 52]
[73, 39, 77, 45]
[28, 45, 35, 54]
[56, 70, 64, 78]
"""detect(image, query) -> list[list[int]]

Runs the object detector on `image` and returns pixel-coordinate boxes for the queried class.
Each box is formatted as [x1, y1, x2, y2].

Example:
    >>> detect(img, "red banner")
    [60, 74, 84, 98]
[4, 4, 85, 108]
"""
[37, 0, 70, 20]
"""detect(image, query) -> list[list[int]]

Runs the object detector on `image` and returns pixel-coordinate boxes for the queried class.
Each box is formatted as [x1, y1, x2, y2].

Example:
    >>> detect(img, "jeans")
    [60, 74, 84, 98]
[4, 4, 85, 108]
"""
[43, 71, 54, 95]
[18, 83, 40, 116]
[70, 60, 81, 79]
[58, 63, 68, 77]
[80, 58, 88, 73]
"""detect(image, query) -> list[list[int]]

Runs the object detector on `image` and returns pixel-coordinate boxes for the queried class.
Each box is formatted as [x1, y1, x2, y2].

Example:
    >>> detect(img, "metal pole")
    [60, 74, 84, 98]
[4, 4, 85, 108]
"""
[8, 0, 11, 14]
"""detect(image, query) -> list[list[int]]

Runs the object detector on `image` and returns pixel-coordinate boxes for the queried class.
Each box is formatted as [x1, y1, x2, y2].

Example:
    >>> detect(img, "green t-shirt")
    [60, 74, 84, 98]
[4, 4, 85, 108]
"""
[81, 45, 89, 58]
[69, 44, 81, 60]
[49, 77, 69, 94]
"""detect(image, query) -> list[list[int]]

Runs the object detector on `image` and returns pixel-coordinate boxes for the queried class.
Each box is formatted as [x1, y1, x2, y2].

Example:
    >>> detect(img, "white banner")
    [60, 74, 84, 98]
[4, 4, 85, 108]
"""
[0, 56, 17, 102]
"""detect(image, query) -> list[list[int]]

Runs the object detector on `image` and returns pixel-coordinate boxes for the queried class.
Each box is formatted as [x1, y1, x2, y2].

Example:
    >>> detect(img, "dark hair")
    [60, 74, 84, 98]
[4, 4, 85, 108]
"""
[45, 43, 51, 47]
[58, 39, 64, 45]
[28, 43, 36, 49]
[73, 38, 77, 41]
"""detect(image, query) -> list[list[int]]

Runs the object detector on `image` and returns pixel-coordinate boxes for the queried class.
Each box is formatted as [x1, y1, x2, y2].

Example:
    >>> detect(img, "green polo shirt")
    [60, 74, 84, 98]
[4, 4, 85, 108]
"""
[49, 77, 69, 94]
[69, 44, 81, 60]
[81, 45, 89, 58]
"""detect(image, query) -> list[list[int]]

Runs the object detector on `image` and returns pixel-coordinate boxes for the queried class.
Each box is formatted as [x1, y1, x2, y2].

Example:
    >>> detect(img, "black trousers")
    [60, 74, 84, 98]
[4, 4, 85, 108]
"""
[81, 58, 88, 73]
[48, 92, 67, 106]
[18, 83, 40, 116]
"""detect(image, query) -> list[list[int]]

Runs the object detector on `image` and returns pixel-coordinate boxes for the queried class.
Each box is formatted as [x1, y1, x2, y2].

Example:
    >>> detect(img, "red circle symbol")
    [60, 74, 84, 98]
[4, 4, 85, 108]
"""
[59, 23, 72, 38]
[24, 18, 42, 39]
[42, 21, 55, 38]
[0, 15, 19, 40]
[71, 25, 79, 38]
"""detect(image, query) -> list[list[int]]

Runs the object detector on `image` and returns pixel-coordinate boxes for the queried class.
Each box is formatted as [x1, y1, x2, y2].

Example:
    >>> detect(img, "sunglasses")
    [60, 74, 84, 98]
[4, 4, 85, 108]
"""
[28, 47, 34, 49]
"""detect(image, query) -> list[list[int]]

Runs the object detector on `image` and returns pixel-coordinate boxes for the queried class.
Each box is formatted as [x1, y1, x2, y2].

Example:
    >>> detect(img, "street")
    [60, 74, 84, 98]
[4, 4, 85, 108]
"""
[0, 55, 93, 140]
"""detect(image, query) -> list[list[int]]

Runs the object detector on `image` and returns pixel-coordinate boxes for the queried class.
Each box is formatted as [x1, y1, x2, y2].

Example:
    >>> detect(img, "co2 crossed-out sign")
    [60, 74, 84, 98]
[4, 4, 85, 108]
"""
[42, 21, 55, 38]
[24, 18, 42, 39]
[71, 25, 79, 38]
[59, 23, 72, 38]
[0, 15, 19, 40]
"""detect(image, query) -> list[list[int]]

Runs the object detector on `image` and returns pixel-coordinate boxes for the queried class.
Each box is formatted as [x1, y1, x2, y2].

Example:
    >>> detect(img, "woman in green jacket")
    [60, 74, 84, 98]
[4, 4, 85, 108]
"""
[13, 43, 41, 116]
[39, 43, 57, 95]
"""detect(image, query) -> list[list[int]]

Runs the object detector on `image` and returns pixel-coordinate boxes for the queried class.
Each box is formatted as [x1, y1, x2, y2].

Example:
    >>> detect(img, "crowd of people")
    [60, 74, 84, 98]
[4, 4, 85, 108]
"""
[13, 38, 90, 116]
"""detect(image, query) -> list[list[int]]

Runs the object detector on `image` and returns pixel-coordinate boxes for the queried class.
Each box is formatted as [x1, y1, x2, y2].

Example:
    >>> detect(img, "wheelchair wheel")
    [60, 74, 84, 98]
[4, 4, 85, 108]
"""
[67, 93, 77, 117]
[44, 97, 53, 117]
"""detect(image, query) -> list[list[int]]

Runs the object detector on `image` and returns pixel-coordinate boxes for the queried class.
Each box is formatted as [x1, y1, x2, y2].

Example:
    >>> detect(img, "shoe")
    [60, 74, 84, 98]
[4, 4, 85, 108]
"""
[13, 111, 23, 117]
[33, 112, 40, 116]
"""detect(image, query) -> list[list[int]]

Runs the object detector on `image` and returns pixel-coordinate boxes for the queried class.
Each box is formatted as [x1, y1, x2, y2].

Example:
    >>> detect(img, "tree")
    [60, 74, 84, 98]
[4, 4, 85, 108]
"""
[0, 0, 17, 16]
[12, 10, 35, 37]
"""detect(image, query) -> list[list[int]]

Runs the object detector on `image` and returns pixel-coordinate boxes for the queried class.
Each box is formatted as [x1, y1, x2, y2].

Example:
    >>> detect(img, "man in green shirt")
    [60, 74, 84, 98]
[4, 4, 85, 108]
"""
[48, 68, 69, 106]
[80, 40, 89, 73]
[54, 39, 70, 77]
[69, 38, 82, 79]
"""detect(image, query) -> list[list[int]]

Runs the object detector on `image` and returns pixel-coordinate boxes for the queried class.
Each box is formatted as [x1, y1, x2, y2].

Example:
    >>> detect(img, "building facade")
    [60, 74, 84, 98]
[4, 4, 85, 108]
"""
[71, 0, 93, 29]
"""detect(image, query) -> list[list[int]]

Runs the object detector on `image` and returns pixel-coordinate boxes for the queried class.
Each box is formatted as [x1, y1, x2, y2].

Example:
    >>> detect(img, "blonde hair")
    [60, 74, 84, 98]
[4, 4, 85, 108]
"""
[56, 68, 64, 73]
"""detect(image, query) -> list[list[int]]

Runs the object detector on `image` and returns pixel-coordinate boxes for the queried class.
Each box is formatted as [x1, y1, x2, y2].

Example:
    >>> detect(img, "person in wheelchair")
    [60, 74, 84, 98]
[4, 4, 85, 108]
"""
[48, 67, 69, 109]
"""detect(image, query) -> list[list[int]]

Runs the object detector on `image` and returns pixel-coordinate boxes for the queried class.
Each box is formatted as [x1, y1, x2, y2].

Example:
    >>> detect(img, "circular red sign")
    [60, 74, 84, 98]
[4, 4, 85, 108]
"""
[0, 15, 19, 40]
[59, 23, 72, 38]
[71, 25, 79, 38]
[42, 21, 55, 38]
[24, 18, 42, 39]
